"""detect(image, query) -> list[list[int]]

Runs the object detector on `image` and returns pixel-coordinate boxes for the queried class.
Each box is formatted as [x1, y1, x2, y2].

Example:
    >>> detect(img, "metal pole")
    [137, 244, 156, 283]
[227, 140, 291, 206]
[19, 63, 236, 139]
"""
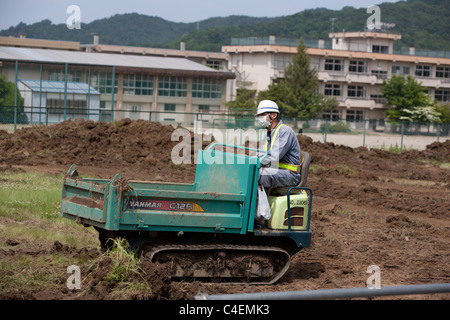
[400, 122, 404, 150]
[14, 61, 18, 132]
[87, 65, 91, 120]
[437, 123, 440, 143]
[196, 283, 450, 300]
[363, 119, 366, 148]
[111, 65, 116, 123]
[64, 63, 68, 121]
[39, 64, 43, 125]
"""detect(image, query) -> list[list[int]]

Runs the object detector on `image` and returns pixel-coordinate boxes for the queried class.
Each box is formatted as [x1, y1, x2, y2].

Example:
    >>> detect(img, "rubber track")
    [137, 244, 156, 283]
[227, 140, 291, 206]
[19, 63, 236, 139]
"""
[143, 244, 291, 284]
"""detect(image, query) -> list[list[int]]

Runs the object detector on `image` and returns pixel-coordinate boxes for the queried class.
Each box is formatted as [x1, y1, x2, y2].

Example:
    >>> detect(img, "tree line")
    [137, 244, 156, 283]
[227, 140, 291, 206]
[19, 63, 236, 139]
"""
[1, 0, 449, 52]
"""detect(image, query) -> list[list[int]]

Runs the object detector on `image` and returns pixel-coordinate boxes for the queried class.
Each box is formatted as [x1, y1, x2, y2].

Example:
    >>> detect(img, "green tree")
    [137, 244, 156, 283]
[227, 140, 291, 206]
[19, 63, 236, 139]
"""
[434, 103, 450, 124]
[257, 38, 337, 118]
[226, 88, 257, 111]
[0, 75, 24, 120]
[381, 75, 434, 122]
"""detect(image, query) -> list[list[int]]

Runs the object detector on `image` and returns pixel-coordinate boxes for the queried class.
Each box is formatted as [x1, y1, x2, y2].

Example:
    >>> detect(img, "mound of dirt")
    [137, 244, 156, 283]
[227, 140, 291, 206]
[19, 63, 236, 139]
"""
[0, 119, 198, 182]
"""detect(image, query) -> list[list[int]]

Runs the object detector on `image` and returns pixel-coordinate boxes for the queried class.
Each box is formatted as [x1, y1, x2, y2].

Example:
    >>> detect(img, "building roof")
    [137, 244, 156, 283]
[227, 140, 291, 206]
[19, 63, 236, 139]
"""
[0, 36, 80, 51]
[19, 79, 100, 95]
[0, 46, 235, 79]
[83, 44, 228, 60]
[329, 32, 402, 40]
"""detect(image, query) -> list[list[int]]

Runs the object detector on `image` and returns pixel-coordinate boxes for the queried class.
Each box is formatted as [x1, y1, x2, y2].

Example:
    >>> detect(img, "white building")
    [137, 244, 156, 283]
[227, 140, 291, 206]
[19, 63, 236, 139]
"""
[222, 32, 450, 121]
[18, 80, 100, 123]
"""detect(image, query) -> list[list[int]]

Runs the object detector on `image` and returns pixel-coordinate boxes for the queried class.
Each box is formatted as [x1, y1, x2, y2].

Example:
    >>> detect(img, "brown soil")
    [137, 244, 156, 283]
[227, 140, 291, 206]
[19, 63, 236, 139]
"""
[0, 119, 449, 300]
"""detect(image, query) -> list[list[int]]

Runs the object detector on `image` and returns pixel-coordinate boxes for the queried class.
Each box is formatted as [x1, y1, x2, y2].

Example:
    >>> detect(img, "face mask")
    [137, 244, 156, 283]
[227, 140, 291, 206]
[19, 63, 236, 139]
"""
[258, 115, 271, 128]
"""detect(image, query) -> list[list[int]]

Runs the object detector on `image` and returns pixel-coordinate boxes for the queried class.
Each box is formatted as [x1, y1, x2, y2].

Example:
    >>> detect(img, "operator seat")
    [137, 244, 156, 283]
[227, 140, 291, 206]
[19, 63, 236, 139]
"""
[269, 151, 311, 196]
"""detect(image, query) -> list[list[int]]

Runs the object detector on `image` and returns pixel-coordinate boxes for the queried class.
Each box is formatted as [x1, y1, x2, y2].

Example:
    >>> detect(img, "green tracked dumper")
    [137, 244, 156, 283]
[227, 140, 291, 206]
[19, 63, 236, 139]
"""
[61, 143, 313, 284]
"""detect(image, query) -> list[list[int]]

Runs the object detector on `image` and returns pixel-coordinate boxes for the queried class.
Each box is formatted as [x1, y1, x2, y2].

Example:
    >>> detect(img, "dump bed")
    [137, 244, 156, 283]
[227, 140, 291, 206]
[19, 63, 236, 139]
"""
[61, 146, 262, 234]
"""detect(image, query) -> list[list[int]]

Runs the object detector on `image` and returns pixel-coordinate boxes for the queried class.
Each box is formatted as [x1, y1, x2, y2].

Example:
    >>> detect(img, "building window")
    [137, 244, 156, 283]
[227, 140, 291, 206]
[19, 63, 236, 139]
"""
[348, 85, 366, 98]
[346, 110, 364, 121]
[392, 65, 410, 76]
[370, 94, 387, 104]
[199, 105, 210, 112]
[129, 105, 141, 120]
[192, 78, 222, 99]
[274, 55, 293, 70]
[164, 104, 176, 112]
[309, 57, 320, 71]
[123, 74, 153, 96]
[435, 90, 450, 102]
[436, 66, 450, 78]
[324, 84, 341, 96]
[91, 72, 118, 94]
[48, 70, 82, 82]
[415, 65, 431, 77]
[325, 59, 343, 71]
[371, 70, 388, 79]
[158, 76, 187, 97]
[47, 98, 87, 110]
[372, 45, 388, 54]
[322, 110, 340, 121]
[206, 60, 221, 70]
[349, 60, 367, 73]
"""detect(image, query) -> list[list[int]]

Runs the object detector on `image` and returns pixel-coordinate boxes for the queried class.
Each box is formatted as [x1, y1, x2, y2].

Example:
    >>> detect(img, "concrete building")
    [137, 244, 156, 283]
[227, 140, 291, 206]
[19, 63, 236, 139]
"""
[0, 36, 234, 126]
[222, 32, 450, 120]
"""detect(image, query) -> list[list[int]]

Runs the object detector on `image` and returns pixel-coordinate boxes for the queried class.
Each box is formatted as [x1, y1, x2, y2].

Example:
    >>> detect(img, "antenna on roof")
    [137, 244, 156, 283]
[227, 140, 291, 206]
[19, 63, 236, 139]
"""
[330, 18, 336, 36]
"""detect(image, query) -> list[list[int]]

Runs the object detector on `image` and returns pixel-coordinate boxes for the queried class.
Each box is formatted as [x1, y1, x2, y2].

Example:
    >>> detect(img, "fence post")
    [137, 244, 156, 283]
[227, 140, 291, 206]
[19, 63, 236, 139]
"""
[87, 65, 91, 121]
[323, 119, 328, 143]
[363, 119, 366, 148]
[14, 61, 18, 132]
[437, 123, 440, 143]
[111, 65, 116, 123]
[39, 64, 43, 125]
[400, 122, 405, 150]
[64, 63, 68, 121]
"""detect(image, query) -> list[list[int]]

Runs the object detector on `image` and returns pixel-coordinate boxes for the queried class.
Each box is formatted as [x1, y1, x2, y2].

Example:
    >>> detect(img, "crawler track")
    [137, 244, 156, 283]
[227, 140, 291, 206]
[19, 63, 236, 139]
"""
[141, 244, 291, 284]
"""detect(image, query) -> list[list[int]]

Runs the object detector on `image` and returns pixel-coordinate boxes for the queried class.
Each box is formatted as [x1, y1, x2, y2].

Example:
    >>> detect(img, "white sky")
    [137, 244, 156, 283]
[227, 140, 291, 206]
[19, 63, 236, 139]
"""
[0, 0, 402, 30]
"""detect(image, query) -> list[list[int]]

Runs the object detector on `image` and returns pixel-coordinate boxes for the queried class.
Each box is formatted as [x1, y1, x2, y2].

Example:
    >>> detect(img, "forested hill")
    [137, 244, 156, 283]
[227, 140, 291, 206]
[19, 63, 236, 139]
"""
[1, 0, 448, 52]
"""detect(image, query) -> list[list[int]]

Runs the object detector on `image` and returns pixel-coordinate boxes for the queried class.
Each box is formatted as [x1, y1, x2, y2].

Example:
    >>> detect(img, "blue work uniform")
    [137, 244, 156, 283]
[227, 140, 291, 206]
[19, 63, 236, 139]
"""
[259, 121, 302, 189]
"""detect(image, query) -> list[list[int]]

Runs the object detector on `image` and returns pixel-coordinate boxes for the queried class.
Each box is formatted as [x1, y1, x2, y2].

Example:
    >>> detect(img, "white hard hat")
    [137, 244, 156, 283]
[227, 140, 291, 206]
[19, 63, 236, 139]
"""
[255, 100, 279, 116]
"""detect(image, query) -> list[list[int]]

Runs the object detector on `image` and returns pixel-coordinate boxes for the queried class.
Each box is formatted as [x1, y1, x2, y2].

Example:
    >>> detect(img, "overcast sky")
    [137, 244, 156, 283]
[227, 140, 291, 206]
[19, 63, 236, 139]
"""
[0, 0, 402, 31]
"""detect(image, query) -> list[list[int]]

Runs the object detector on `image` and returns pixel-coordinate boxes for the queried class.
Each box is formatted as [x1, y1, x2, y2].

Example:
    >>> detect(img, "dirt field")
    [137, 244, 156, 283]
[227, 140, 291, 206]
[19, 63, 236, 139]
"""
[0, 119, 449, 300]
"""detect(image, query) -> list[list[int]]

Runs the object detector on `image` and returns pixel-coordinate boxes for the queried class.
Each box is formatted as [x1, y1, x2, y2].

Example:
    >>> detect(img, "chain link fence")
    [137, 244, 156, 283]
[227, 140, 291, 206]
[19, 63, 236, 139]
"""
[1, 105, 448, 151]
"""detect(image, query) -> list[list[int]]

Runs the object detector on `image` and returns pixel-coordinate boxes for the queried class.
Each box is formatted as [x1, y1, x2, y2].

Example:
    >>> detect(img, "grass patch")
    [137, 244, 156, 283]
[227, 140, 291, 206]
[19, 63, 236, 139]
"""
[378, 142, 409, 154]
[0, 172, 61, 221]
[105, 238, 142, 282]
[0, 170, 98, 247]
[420, 160, 450, 170]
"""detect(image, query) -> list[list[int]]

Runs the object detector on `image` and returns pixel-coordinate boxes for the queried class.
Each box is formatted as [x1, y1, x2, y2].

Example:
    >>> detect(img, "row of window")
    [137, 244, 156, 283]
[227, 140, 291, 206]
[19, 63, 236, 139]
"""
[46, 71, 223, 98]
[324, 83, 450, 102]
[324, 84, 367, 97]
[323, 110, 364, 121]
[323, 60, 450, 79]
[46, 98, 87, 109]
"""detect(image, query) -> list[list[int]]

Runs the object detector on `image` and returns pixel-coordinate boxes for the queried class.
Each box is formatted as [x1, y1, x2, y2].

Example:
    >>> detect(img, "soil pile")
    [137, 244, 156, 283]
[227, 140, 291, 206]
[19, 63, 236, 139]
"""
[0, 119, 197, 182]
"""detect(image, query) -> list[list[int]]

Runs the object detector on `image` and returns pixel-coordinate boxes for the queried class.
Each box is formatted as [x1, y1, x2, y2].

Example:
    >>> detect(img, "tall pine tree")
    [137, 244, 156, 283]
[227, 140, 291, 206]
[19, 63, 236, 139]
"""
[258, 38, 337, 118]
